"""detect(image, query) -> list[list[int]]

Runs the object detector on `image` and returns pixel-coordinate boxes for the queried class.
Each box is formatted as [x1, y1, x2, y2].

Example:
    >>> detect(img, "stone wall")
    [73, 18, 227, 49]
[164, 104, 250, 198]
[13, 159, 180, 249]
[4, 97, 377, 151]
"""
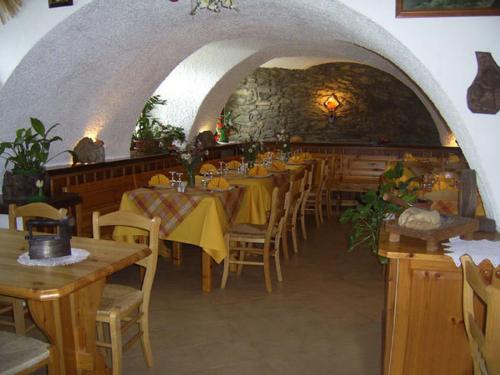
[225, 63, 441, 145]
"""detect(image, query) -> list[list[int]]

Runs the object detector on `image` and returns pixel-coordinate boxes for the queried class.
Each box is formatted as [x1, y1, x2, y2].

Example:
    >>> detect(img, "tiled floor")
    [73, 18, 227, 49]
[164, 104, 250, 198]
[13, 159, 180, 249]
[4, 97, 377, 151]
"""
[115, 215, 385, 375]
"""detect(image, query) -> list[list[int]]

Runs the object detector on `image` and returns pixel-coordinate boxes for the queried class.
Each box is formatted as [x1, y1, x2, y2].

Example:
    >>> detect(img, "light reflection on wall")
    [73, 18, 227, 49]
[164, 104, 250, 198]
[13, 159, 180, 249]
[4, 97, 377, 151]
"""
[82, 117, 106, 142]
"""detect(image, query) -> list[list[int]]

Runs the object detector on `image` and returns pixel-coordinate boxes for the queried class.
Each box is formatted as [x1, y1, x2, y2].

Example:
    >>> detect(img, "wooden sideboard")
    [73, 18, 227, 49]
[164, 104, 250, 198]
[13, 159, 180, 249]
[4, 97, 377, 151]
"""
[379, 232, 499, 375]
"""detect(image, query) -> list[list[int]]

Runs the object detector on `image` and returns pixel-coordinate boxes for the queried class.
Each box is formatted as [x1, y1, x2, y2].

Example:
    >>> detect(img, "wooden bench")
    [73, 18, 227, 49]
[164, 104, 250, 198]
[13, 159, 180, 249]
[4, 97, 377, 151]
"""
[328, 154, 398, 210]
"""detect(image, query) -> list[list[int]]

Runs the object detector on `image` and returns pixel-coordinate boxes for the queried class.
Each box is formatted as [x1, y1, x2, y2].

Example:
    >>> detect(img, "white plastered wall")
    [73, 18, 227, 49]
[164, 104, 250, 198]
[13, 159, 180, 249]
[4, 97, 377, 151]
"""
[0, 0, 499, 225]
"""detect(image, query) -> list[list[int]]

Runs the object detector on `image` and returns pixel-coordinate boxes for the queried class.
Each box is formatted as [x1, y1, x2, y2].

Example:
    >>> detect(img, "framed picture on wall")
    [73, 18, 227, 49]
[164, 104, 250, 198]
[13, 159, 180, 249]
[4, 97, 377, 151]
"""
[396, 0, 500, 17]
[48, 0, 74, 8]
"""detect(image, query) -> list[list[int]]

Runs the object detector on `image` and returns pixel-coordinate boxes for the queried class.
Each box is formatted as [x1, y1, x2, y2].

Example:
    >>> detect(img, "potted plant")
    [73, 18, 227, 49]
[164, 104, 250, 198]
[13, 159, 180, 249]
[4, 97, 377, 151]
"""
[131, 95, 185, 154]
[0, 117, 68, 201]
[339, 162, 419, 263]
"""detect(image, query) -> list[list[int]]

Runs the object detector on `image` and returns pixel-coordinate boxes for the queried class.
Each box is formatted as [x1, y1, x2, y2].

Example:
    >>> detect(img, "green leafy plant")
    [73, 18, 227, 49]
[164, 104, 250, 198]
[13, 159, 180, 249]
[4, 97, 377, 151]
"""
[133, 95, 185, 147]
[339, 162, 418, 262]
[0, 117, 67, 175]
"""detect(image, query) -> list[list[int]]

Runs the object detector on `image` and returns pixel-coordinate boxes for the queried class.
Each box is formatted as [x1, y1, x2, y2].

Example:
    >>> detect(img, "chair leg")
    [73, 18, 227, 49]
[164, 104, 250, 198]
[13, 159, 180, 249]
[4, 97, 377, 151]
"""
[109, 311, 123, 375]
[96, 321, 109, 361]
[237, 250, 245, 275]
[221, 236, 231, 289]
[281, 224, 289, 260]
[318, 195, 324, 225]
[274, 251, 283, 282]
[263, 250, 272, 293]
[139, 309, 153, 368]
[326, 189, 333, 218]
[314, 201, 321, 227]
[300, 209, 307, 240]
[291, 222, 299, 254]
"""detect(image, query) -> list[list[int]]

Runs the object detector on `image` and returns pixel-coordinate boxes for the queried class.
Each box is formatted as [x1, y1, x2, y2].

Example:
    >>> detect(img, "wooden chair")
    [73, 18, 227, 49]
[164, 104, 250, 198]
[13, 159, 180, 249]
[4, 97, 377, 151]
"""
[461, 255, 500, 375]
[299, 164, 315, 240]
[92, 211, 161, 375]
[283, 168, 308, 255]
[221, 183, 290, 293]
[323, 156, 336, 219]
[0, 331, 55, 374]
[302, 159, 328, 227]
[0, 203, 67, 335]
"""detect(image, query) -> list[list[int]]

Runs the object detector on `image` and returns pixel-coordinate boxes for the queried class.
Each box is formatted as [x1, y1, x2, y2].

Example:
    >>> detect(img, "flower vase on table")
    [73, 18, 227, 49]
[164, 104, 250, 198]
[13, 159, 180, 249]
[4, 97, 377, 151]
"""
[186, 167, 196, 187]
[178, 140, 208, 188]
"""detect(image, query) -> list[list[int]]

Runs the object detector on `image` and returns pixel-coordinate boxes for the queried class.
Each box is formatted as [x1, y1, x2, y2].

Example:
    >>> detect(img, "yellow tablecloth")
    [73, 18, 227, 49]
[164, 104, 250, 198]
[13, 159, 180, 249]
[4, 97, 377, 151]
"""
[223, 175, 274, 225]
[114, 192, 229, 263]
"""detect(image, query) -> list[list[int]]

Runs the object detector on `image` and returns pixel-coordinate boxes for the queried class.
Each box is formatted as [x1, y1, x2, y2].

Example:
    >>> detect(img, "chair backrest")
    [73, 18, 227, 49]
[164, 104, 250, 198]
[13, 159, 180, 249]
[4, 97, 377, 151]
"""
[8, 203, 67, 231]
[92, 211, 161, 312]
[313, 159, 326, 189]
[286, 168, 307, 218]
[461, 255, 500, 375]
[265, 182, 290, 247]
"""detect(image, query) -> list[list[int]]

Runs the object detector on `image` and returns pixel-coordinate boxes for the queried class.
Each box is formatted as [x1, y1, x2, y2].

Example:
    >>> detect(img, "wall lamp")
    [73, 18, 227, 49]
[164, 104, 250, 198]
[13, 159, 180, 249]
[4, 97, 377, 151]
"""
[323, 93, 342, 124]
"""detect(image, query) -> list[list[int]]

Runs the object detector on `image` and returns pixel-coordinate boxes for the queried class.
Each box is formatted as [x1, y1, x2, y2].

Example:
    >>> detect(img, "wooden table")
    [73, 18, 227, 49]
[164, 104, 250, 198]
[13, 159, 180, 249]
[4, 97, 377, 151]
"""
[379, 231, 500, 375]
[0, 228, 150, 374]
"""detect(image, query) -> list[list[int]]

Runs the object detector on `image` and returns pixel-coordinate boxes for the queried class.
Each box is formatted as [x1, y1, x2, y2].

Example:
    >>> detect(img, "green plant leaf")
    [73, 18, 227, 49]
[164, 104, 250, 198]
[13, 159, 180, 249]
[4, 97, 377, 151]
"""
[30, 117, 45, 135]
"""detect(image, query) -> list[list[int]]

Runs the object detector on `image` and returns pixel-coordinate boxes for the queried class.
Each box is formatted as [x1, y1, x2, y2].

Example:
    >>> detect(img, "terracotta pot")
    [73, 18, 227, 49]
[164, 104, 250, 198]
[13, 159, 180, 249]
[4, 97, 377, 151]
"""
[131, 139, 161, 154]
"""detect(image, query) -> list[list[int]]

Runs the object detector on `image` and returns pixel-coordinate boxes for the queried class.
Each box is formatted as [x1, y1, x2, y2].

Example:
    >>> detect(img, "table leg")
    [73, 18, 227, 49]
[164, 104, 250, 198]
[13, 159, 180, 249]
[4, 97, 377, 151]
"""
[28, 278, 109, 375]
[202, 251, 212, 292]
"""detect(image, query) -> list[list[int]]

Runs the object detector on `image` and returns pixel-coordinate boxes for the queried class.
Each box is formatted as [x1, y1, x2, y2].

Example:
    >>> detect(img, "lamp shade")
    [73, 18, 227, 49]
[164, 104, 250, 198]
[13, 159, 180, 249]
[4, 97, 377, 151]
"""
[323, 93, 341, 112]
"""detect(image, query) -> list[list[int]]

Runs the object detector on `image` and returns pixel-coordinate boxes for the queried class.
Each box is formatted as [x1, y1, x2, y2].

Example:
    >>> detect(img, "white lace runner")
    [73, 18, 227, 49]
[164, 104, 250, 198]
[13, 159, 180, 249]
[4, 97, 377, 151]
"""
[17, 248, 90, 267]
[443, 237, 500, 267]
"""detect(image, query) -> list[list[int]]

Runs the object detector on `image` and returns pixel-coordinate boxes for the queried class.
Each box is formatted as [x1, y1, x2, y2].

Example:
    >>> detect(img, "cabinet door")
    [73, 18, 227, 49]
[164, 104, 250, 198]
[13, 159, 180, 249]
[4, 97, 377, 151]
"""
[384, 258, 472, 375]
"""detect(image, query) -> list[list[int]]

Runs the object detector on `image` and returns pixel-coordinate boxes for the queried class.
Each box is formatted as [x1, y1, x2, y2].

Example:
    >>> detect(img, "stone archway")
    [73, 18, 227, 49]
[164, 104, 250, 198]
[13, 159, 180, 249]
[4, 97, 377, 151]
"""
[0, 0, 496, 223]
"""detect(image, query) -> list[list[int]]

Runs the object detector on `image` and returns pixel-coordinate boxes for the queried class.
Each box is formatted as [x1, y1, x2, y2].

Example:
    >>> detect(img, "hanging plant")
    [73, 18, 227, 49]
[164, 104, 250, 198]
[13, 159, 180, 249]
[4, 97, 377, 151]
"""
[0, 0, 22, 25]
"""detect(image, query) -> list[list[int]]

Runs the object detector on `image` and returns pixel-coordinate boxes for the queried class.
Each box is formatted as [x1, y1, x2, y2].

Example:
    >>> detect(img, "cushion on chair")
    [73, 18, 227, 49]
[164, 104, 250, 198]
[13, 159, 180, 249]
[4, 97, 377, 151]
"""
[97, 284, 143, 315]
[0, 331, 50, 375]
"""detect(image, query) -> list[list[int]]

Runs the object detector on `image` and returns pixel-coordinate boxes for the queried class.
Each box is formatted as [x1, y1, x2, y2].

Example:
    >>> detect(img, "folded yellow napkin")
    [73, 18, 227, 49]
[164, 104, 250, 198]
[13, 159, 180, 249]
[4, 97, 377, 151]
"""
[148, 174, 170, 186]
[249, 166, 269, 176]
[207, 177, 230, 190]
[271, 160, 286, 171]
[200, 163, 217, 174]
[432, 175, 457, 192]
[403, 152, 416, 162]
[226, 160, 241, 170]
[289, 155, 304, 163]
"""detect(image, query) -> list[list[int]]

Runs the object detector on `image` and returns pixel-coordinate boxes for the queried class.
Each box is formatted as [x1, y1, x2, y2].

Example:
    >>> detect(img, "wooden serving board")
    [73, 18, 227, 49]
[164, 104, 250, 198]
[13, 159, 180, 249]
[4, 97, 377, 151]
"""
[385, 214, 479, 251]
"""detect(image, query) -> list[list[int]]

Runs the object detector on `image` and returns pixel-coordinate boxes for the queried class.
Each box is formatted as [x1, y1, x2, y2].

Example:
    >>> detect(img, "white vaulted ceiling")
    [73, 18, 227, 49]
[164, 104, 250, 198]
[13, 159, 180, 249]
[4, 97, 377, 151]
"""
[0, 0, 499, 225]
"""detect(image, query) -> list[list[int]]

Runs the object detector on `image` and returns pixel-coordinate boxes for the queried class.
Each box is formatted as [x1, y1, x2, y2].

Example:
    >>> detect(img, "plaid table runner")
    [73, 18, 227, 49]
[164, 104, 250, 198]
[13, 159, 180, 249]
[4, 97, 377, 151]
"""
[186, 186, 246, 223]
[128, 187, 246, 237]
[128, 188, 203, 238]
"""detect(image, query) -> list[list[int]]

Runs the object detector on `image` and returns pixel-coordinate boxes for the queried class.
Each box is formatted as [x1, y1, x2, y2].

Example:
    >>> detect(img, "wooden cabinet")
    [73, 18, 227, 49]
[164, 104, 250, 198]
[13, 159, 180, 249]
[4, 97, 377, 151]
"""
[379, 233, 499, 375]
